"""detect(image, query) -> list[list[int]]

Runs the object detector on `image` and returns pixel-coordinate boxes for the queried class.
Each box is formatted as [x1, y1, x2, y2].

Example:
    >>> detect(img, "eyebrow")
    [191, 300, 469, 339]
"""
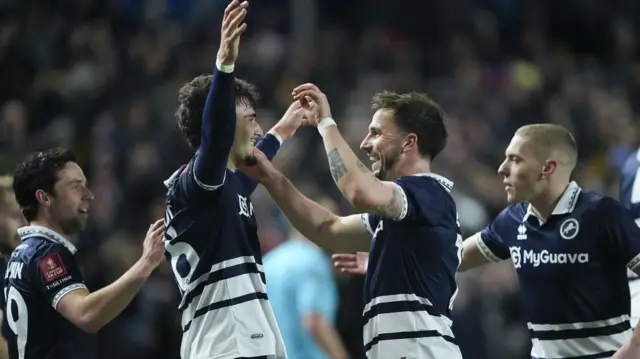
[68, 179, 87, 186]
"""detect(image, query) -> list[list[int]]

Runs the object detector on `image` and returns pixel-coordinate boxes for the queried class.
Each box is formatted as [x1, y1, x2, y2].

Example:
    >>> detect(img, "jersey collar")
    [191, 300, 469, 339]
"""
[522, 181, 582, 224]
[164, 167, 182, 188]
[412, 173, 454, 192]
[17, 225, 78, 254]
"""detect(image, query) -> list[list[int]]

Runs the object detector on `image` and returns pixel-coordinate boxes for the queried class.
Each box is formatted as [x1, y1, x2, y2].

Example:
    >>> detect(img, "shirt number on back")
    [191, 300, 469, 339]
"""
[5, 286, 28, 359]
[164, 205, 201, 293]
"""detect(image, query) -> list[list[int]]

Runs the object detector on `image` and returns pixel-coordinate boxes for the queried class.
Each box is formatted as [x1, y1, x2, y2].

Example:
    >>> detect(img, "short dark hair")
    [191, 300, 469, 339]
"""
[13, 148, 77, 222]
[176, 76, 260, 150]
[371, 91, 447, 160]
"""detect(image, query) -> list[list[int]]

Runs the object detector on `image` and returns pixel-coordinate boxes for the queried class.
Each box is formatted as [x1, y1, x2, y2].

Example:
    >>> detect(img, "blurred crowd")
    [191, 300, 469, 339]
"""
[1, 0, 640, 358]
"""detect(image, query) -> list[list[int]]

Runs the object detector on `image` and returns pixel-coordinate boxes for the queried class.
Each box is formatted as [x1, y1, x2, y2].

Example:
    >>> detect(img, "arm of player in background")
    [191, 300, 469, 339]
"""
[600, 198, 640, 352]
[320, 126, 408, 220]
[191, 64, 237, 191]
[459, 209, 512, 272]
[297, 270, 349, 359]
[237, 132, 282, 194]
[262, 170, 371, 252]
[56, 262, 153, 334]
[46, 247, 155, 333]
[602, 198, 640, 276]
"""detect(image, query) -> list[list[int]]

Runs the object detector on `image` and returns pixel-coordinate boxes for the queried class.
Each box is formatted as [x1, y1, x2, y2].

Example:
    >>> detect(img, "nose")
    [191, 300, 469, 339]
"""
[86, 189, 95, 202]
[360, 135, 372, 153]
[498, 160, 508, 176]
[255, 125, 264, 138]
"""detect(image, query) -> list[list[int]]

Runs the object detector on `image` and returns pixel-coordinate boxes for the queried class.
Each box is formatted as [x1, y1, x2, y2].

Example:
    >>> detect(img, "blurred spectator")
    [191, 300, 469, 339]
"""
[264, 196, 349, 359]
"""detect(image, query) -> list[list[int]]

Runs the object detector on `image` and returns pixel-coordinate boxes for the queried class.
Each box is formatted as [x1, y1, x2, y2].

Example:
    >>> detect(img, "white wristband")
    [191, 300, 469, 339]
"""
[266, 129, 284, 145]
[216, 62, 235, 74]
[317, 118, 337, 137]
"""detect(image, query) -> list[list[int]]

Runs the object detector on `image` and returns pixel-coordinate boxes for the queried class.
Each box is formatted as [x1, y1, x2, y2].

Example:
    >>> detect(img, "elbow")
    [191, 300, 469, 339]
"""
[302, 314, 325, 336]
[345, 185, 372, 210]
[76, 313, 103, 334]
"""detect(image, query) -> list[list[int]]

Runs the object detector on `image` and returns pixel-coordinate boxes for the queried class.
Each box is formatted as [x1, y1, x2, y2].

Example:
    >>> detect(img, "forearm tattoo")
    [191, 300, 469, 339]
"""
[328, 149, 348, 182]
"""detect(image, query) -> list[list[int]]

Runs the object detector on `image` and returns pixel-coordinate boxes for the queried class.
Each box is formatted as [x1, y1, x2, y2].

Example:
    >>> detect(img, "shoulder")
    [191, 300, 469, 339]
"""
[396, 174, 453, 193]
[580, 190, 616, 214]
[497, 203, 527, 220]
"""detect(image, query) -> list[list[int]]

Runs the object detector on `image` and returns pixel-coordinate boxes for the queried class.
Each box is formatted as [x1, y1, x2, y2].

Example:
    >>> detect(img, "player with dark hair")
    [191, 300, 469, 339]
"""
[0, 175, 22, 359]
[620, 147, 640, 329]
[336, 124, 640, 359]
[240, 85, 463, 359]
[4, 148, 165, 359]
[162, 1, 305, 358]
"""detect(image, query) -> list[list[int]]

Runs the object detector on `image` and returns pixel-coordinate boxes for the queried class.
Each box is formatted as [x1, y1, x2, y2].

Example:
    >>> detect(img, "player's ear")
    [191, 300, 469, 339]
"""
[35, 189, 52, 207]
[401, 133, 418, 154]
[541, 160, 557, 178]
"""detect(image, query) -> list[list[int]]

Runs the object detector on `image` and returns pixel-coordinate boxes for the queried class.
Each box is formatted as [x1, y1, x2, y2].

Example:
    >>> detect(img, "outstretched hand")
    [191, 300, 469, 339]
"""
[292, 83, 333, 125]
[141, 219, 166, 268]
[332, 252, 369, 275]
[237, 148, 278, 183]
[271, 101, 315, 141]
[217, 0, 249, 66]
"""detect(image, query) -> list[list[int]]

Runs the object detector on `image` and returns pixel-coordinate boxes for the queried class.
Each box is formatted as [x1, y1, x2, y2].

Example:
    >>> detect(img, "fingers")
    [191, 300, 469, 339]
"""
[332, 253, 357, 261]
[223, 0, 239, 17]
[226, 6, 248, 33]
[293, 83, 321, 95]
[149, 218, 163, 232]
[223, 1, 248, 32]
[293, 89, 323, 103]
[230, 23, 248, 39]
[341, 268, 365, 274]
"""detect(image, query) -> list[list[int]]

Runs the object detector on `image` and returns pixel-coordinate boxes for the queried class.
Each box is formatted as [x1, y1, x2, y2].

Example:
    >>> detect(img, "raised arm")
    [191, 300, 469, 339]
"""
[264, 170, 371, 249]
[192, 0, 248, 189]
[292, 84, 404, 220]
[238, 149, 371, 251]
[238, 101, 307, 194]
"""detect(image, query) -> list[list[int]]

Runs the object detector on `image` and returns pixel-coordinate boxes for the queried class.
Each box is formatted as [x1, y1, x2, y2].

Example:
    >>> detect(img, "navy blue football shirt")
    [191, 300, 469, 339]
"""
[475, 182, 640, 358]
[360, 173, 463, 359]
[2, 226, 95, 359]
[164, 65, 286, 358]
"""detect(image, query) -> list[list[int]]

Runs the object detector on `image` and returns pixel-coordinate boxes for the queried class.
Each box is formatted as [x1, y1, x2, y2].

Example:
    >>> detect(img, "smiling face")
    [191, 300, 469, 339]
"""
[360, 109, 406, 180]
[230, 102, 263, 165]
[45, 162, 94, 234]
[498, 135, 548, 204]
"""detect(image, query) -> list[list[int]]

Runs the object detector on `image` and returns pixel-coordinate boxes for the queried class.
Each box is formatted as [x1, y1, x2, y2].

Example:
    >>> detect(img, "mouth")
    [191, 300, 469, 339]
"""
[369, 155, 381, 172]
[250, 136, 261, 146]
[79, 207, 89, 216]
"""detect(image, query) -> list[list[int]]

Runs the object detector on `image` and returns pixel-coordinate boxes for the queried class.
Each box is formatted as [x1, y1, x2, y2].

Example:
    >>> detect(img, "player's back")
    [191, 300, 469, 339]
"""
[164, 160, 286, 359]
[360, 173, 462, 359]
[3, 234, 94, 359]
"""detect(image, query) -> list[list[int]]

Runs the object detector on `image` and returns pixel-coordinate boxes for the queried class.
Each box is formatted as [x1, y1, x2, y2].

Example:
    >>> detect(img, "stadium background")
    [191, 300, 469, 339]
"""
[1, 0, 640, 358]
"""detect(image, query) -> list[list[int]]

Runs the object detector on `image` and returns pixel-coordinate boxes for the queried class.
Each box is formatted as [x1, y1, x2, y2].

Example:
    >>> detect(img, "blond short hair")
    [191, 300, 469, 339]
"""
[515, 124, 578, 168]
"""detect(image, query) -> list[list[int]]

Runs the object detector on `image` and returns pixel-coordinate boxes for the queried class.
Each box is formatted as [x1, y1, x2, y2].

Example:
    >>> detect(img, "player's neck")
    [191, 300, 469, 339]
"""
[529, 182, 571, 220]
[30, 218, 69, 239]
[393, 158, 432, 180]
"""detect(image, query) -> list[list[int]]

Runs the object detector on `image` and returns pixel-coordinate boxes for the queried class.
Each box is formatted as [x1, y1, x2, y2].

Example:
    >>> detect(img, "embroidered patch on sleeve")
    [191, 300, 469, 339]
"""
[38, 254, 68, 283]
